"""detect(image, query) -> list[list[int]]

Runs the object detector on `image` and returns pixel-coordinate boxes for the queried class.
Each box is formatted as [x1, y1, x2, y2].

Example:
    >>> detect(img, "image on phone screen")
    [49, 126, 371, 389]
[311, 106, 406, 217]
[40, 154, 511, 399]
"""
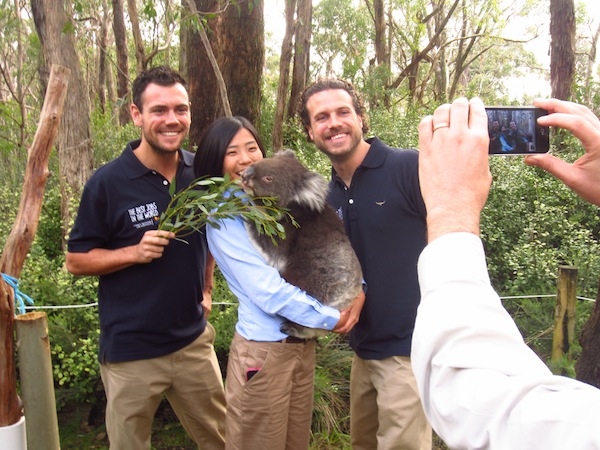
[486, 107, 549, 155]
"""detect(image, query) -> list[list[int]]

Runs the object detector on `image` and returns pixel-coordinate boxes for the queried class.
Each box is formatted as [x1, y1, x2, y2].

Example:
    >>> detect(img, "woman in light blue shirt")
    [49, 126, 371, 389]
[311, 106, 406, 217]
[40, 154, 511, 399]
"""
[193, 116, 359, 450]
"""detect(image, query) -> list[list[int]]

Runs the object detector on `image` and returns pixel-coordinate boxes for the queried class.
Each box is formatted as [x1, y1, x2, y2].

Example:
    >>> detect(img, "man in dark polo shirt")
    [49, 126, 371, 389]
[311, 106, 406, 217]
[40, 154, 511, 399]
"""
[298, 79, 431, 450]
[66, 66, 226, 449]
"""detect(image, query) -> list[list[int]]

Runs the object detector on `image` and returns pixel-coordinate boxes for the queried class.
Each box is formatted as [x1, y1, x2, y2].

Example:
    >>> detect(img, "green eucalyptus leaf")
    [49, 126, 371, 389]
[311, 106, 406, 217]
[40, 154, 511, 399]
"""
[157, 175, 294, 242]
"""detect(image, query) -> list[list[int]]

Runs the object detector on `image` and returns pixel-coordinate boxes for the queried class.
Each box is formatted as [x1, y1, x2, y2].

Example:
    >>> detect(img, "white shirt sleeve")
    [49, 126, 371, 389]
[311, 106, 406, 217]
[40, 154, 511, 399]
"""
[412, 232, 600, 450]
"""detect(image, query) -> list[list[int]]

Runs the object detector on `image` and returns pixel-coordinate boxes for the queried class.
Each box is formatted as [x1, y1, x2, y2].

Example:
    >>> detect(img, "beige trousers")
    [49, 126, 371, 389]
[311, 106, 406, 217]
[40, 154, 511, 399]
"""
[100, 323, 226, 450]
[224, 332, 316, 450]
[350, 355, 432, 450]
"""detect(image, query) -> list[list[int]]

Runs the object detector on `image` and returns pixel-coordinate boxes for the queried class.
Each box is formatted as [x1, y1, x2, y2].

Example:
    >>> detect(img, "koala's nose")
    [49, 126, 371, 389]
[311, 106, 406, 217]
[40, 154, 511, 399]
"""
[241, 166, 254, 184]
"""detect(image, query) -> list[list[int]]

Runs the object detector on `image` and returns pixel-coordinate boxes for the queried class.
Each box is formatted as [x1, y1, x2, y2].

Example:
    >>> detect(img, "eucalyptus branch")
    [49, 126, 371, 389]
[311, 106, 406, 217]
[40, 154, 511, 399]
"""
[157, 175, 297, 244]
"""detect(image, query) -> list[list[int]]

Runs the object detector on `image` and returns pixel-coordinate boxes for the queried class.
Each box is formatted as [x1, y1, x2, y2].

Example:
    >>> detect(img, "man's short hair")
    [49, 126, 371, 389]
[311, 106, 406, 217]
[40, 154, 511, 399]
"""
[132, 66, 188, 111]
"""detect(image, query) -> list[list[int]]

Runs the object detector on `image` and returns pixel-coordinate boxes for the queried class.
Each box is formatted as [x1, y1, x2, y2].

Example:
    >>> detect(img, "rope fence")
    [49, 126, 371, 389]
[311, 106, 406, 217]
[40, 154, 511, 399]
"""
[23, 301, 237, 311]
[21, 294, 596, 311]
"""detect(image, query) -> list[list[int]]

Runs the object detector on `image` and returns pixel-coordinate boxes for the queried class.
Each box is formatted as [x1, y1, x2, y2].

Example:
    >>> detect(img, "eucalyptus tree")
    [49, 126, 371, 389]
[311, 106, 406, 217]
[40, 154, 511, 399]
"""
[387, 0, 538, 103]
[577, 281, 600, 388]
[181, 0, 221, 147]
[287, 0, 312, 121]
[0, 0, 37, 182]
[112, 0, 130, 125]
[572, 1, 600, 105]
[272, 0, 297, 151]
[218, 0, 264, 123]
[310, 0, 543, 107]
[32, 0, 93, 246]
[549, 0, 575, 100]
[272, 0, 312, 152]
[181, 0, 264, 147]
[311, 0, 372, 83]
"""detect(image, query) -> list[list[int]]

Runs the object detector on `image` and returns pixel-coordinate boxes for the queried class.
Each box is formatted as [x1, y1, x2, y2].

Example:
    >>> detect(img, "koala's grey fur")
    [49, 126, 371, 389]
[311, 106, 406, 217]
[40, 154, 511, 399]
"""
[241, 149, 363, 339]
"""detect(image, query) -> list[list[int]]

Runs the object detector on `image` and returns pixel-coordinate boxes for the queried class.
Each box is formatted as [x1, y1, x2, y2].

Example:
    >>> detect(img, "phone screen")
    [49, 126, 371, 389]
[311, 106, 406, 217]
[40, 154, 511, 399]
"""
[486, 107, 549, 155]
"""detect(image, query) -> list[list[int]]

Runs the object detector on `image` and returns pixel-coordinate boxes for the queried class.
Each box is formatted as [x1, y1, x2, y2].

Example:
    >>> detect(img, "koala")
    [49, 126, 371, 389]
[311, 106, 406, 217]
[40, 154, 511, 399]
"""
[240, 149, 363, 339]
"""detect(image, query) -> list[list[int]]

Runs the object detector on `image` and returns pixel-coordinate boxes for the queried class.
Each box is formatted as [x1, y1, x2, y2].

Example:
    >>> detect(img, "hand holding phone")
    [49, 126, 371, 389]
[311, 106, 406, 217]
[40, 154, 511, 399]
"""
[486, 107, 549, 155]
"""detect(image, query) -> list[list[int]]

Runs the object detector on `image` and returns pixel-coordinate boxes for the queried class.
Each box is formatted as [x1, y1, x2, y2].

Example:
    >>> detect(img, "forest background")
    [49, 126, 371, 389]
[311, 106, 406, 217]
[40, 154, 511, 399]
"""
[2, 0, 600, 448]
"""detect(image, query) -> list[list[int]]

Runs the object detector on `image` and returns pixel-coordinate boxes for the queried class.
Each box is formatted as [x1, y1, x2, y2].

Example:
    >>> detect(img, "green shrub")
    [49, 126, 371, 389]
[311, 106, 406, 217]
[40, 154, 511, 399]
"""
[53, 329, 101, 408]
[312, 334, 353, 439]
[482, 143, 599, 363]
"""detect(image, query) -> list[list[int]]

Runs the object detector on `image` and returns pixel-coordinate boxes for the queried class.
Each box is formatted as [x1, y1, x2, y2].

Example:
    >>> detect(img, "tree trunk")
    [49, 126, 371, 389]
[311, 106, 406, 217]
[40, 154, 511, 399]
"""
[0, 279, 19, 428]
[112, 0, 130, 125]
[371, 0, 390, 107]
[181, 0, 222, 148]
[374, 0, 386, 66]
[575, 278, 600, 387]
[272, 0, 297, 152]
[219, 0, 264, 124]
[0, 64, 70, 428]
[287, 0, 311, 120]
[31, 0, 94, 249]
[97, 0, 110, 115]
[127, 0, 147, 73]
[549, 0, 575, 100]
[583, 22, 600, 104]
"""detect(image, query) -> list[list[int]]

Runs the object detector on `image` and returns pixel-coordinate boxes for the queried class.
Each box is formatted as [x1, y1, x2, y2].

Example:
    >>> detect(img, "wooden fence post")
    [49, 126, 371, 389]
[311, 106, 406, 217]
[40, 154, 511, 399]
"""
[16, 312, 60, 450]
[552, 265, 578, 365]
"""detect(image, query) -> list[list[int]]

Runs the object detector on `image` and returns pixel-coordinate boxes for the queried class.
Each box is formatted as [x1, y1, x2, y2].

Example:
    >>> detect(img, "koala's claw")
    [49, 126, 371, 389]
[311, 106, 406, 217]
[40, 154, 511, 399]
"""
[281, 321, 327, 339]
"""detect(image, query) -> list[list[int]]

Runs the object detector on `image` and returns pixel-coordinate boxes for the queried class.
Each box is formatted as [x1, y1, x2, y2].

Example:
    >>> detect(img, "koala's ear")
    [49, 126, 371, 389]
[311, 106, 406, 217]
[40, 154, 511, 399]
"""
[292, 171, 329, 211]
[278, 149, 297, 159]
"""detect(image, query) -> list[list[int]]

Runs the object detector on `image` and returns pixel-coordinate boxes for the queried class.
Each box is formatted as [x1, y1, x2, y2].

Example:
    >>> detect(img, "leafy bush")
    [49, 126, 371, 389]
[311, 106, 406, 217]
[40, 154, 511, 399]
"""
[368, 103, 427, 150]
[312, 334, 353, 439]
[53, 329, 101, 408]
[481, 140, 599, 363]
[210, 266, 238, 375]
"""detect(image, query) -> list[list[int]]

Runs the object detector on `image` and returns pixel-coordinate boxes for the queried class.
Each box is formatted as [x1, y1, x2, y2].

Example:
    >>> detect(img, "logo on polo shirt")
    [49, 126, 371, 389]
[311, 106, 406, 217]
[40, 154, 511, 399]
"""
[128, 202, 160, 229]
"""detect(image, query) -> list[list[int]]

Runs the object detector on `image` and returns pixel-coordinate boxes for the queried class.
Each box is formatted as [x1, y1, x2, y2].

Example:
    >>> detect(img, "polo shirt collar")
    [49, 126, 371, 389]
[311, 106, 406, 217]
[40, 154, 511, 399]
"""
[361, 137, 386, 168]
[121, 139, 192, 179]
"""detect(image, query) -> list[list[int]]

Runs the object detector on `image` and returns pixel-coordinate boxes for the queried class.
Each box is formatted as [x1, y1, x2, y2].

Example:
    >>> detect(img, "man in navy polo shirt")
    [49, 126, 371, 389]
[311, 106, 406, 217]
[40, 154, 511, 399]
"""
[298, 79, 432, 450]
[66, 66, 226, 449]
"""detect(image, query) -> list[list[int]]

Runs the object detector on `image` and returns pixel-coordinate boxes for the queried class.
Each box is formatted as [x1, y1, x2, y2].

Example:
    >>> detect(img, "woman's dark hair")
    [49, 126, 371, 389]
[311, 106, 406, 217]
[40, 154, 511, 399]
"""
[193, 116, 266, 179]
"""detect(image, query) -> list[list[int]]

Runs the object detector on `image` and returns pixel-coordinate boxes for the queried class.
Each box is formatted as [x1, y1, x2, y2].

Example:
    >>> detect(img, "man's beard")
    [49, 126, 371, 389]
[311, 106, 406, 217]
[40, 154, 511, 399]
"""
[317, 130, 362, 161]
[143, 130, 181, 156]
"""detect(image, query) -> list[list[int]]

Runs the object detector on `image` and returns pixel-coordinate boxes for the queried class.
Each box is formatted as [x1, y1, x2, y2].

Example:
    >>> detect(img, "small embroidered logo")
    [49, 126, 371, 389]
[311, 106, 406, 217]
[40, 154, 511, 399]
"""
[375, 201, 385, 206]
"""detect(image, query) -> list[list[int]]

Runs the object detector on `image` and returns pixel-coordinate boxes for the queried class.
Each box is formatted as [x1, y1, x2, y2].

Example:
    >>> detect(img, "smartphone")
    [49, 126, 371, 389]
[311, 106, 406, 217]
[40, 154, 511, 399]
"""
[485, 107, 549, 155]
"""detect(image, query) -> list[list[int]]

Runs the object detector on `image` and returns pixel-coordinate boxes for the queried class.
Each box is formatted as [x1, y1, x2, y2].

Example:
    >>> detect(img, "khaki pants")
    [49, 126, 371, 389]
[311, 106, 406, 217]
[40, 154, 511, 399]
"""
[224, 332, 316, 450]
[350, 355, 432, 450]
[100, 323, 226, 450]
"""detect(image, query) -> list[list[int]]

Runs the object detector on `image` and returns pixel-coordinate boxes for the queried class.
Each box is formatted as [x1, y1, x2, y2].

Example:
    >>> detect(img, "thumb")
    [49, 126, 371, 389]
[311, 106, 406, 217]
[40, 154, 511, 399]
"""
[524, 154, 572, 183]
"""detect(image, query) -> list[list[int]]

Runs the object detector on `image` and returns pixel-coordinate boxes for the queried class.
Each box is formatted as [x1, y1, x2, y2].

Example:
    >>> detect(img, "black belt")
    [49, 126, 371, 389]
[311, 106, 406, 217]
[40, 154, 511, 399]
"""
[280, 336, 312, 344]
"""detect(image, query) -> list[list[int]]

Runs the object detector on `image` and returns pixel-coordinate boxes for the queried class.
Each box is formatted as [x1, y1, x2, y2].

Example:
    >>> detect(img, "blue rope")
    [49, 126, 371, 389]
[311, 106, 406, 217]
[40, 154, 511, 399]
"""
[1, 273, 34, 315]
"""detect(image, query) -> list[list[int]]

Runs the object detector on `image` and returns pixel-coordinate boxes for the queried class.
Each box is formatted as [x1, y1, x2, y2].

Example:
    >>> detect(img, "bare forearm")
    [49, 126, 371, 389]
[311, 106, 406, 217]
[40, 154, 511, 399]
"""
[204, 251, 216, 296]
[66, 246, 139, 276]
[66, 230, 175, 276]
[425, 210, 480, 243]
